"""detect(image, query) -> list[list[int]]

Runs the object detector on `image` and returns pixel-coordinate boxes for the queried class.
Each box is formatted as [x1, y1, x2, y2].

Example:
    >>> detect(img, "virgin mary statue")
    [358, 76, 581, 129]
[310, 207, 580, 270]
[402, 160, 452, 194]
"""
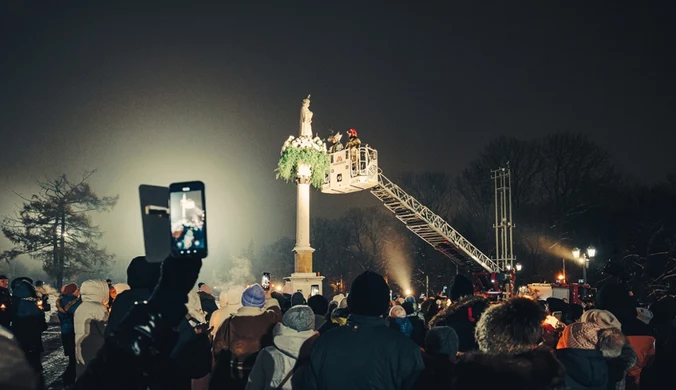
[299, 95, 313, 137]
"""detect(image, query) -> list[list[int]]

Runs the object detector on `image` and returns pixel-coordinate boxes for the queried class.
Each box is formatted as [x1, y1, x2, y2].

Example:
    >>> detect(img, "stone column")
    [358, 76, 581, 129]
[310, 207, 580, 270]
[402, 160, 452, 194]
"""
[294, 163, 314, 273]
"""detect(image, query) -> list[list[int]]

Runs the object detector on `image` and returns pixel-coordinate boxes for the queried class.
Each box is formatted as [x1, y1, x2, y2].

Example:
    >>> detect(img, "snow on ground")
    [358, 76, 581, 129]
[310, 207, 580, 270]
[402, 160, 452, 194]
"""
[41, 326, 68, 390]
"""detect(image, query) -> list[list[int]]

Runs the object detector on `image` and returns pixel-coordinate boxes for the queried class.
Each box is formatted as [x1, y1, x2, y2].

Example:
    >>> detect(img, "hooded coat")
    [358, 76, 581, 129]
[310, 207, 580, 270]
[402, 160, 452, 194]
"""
[74, 280, 109, 377]
[210, 299, 283, 390]
[453, 347, 565, 390]
[210, 287, 244, 338]
[246, 323, 316, 390]
[296, 314, 424, 390]
[105, 256, 160, 338]
[10, 280, 46, 373]
[428, 295, 490, 352]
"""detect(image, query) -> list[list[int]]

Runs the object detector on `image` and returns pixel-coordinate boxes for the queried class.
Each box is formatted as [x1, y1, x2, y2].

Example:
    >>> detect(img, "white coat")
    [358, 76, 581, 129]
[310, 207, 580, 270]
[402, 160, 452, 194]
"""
[209, 286, 244, 338]
[245, 323, 315, 390]
[74, 280, 109, 377]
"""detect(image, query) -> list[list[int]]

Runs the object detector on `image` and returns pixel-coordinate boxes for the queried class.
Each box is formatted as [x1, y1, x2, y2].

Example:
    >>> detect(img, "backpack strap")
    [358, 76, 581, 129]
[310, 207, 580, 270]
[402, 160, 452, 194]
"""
[276, 368, 294, 390]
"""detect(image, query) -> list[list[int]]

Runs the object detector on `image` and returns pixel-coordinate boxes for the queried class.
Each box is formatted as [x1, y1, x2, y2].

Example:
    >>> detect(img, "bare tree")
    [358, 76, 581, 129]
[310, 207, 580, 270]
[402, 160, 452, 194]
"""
[1, 171, 117, 287]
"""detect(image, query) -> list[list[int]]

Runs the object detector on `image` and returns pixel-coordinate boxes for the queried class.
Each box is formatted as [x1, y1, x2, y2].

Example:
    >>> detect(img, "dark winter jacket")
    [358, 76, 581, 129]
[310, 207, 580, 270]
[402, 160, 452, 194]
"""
[407, 314, 426, 346]
[105, 256, 161, 338]
[555, 348, 608, 390]
[0, 286, 12, 328]
[10, 281, 47, 356]
[105, 288, 153, 338]
[57, 294, 82, 335]
[428, 295, 490, 352]
[197, 291, 218, 322]
[606, 343, 637, 390]
[296, 314, 424, 390]
[453, 347, 565, 390]
[413, 352, 454, 390]
[169, 316, 212, 389]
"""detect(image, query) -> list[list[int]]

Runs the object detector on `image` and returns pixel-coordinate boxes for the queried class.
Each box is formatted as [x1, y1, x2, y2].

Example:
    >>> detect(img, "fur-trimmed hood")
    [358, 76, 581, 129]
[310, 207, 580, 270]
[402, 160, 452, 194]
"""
[428, 295, 489, 328]
[453, 347, 565, 390]
[428, 295, 490, 352]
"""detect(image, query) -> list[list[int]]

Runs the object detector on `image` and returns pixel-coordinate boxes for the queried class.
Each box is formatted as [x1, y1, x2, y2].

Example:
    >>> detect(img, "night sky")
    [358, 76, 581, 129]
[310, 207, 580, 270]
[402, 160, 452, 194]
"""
[1, 1, 675, 268]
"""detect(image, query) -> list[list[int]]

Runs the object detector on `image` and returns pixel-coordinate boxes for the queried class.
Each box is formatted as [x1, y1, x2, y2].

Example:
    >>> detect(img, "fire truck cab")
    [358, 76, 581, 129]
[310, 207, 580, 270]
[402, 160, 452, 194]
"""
[527, 282, 595, 305]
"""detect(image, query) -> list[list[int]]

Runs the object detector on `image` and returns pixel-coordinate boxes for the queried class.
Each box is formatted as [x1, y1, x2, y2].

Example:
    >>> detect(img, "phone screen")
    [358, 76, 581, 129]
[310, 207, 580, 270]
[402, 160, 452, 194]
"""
[310, 285, 319, 297]
[261, 272, 271, 291]
[169, 181, 207, 258]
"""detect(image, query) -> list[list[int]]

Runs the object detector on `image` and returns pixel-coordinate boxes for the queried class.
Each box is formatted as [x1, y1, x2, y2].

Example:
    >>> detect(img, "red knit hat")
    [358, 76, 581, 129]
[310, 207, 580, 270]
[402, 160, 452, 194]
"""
[62, 283, 78, 296]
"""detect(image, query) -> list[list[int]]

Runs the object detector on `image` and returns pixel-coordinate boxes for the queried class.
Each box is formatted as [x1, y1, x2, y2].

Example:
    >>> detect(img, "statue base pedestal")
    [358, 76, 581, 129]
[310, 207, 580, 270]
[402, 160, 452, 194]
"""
[284, 272, 325, 298]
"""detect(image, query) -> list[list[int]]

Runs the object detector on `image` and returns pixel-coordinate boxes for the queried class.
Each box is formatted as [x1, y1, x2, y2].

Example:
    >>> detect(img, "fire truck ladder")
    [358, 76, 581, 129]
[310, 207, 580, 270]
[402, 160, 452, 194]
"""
[371, 172, 501, 273]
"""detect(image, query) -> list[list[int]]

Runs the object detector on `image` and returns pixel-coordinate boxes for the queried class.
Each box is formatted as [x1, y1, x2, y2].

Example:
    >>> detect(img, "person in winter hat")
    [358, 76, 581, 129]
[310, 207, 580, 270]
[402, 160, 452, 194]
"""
[105, 256, 161, 337]
[452, 297, 565, 390]
[318, 306, 350, 334]
[581, 309, 637, 390]
[596, 283, 655, 390]
[10, 279, 47, 378]
[74, 279, 109, 377]
[294, 271, 423, 390]
[210, 285, 245, 337]
[555, 322, 624, 390]
[211, 284, 282, 390]
[290, 291, 306, 307]
[402, 301, 426, 346]
[389, 304, 413, 337]
[246, 305, 316, 390]
[414, 326, 459, 390]
[307, 294, 329, 330]
[56, 282, 81, 386]
[197, 283, 218, 323]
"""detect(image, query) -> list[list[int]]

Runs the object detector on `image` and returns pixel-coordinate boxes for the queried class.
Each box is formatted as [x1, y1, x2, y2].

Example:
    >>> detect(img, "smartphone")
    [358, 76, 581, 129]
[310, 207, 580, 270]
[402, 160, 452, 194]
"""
[169, 181, 208, 258]
[261, 272, 271, 291]
[310, 285, 319, 297]
[139, 185, 171, 263]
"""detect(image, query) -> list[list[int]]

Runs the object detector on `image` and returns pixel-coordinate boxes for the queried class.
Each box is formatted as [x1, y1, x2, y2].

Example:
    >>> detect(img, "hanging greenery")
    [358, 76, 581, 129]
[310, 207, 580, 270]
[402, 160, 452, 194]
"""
[276, 135, 329, 189]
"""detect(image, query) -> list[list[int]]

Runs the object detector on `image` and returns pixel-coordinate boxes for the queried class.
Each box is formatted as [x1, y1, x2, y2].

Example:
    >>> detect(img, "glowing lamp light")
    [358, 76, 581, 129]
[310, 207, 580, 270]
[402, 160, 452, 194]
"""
[557, 274, 565, 281]
[405, 289, 412, 296]
[516, 263, 523, 272]
[572, 248, 581, 259]
[506, 264, 512, 271]
[0, 304, 5, 310]
[275, 285, 282, 292]
[587, 246, 596, 258]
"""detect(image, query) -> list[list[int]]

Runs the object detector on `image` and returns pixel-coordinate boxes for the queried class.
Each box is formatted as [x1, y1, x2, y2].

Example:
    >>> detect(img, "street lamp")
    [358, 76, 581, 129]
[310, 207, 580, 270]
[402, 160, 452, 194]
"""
[515, 263, 522, 272]
[572, 246, 596, 284]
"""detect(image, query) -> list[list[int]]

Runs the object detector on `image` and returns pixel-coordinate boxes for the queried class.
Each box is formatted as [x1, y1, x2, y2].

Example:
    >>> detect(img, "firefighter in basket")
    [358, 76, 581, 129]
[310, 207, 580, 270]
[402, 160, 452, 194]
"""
[327, 131, 344, 153]
[346, 128, 361, 172]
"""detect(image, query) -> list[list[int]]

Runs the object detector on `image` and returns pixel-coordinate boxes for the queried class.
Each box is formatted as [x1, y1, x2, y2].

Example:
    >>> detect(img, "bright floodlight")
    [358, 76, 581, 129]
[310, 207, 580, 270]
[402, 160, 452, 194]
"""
[572, 248, 581, 259]
[516, 263, 523, 272]
[405, 288, 412, 296]
[587, 246, 596, 258]
[557, 274, 564, 281]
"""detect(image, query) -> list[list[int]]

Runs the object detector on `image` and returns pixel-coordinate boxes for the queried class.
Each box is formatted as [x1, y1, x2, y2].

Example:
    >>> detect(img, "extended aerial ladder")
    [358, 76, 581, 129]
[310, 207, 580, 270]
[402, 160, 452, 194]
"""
[322, 146, 501, 273]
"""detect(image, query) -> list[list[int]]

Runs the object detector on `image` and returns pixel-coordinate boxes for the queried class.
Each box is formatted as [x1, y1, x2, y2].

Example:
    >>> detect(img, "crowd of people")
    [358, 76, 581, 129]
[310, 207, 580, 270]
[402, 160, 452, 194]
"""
[0, 259, 675, 390]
